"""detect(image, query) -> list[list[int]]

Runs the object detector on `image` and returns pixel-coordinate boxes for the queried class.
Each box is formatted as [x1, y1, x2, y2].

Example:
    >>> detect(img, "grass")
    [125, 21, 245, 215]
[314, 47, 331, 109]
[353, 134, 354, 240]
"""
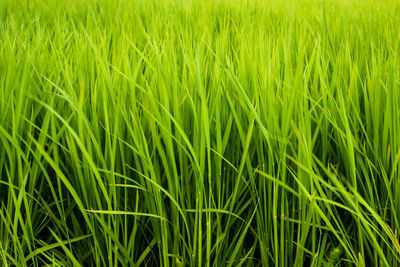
[1, 0, 400, 265]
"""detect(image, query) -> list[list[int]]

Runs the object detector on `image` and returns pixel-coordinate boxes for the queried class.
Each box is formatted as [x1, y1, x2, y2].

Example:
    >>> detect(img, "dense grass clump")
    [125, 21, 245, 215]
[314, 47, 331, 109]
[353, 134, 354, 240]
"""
[1, 0, 400, 265]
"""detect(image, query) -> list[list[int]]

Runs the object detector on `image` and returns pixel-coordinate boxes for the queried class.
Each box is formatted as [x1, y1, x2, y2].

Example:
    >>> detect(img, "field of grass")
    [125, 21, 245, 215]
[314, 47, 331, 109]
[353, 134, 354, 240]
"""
[1, 0, 400, 266]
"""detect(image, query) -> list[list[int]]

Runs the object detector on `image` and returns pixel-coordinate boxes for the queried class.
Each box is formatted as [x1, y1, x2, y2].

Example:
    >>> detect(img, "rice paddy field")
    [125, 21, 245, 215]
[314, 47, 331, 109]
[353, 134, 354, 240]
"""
[1, 0, 400, 266]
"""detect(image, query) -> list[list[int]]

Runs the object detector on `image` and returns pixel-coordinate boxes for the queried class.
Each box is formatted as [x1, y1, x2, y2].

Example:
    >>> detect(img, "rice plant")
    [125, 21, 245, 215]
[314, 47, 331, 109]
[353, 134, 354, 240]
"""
[1, 0, 400, 266]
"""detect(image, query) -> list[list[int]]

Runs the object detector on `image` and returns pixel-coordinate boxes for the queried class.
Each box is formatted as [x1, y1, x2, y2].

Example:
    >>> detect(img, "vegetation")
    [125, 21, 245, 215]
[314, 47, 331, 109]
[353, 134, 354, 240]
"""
[1, 0, 400, 265]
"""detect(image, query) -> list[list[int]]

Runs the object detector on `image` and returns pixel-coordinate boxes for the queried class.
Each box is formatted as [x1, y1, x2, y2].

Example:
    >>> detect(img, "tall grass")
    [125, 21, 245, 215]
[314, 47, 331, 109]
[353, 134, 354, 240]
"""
[1, 0, 400, 265]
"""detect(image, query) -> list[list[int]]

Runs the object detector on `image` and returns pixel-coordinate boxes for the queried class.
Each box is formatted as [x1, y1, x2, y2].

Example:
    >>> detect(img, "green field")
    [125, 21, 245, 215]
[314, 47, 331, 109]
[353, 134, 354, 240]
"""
[1, 0, 400, 266]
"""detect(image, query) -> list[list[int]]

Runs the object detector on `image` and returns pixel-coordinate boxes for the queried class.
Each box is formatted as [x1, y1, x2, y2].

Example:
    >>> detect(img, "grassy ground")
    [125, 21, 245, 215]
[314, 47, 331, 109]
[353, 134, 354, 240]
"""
[1, 0, 400, 266]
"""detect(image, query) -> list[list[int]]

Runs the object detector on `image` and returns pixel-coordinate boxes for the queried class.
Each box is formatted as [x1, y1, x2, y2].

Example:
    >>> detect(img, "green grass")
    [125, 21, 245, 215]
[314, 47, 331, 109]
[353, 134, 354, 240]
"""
[1, 0, 400, 265]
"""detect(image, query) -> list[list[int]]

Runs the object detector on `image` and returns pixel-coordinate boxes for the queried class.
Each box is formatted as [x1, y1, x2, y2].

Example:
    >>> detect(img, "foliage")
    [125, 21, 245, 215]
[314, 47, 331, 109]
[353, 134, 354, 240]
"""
[1, 0, 400, 265]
